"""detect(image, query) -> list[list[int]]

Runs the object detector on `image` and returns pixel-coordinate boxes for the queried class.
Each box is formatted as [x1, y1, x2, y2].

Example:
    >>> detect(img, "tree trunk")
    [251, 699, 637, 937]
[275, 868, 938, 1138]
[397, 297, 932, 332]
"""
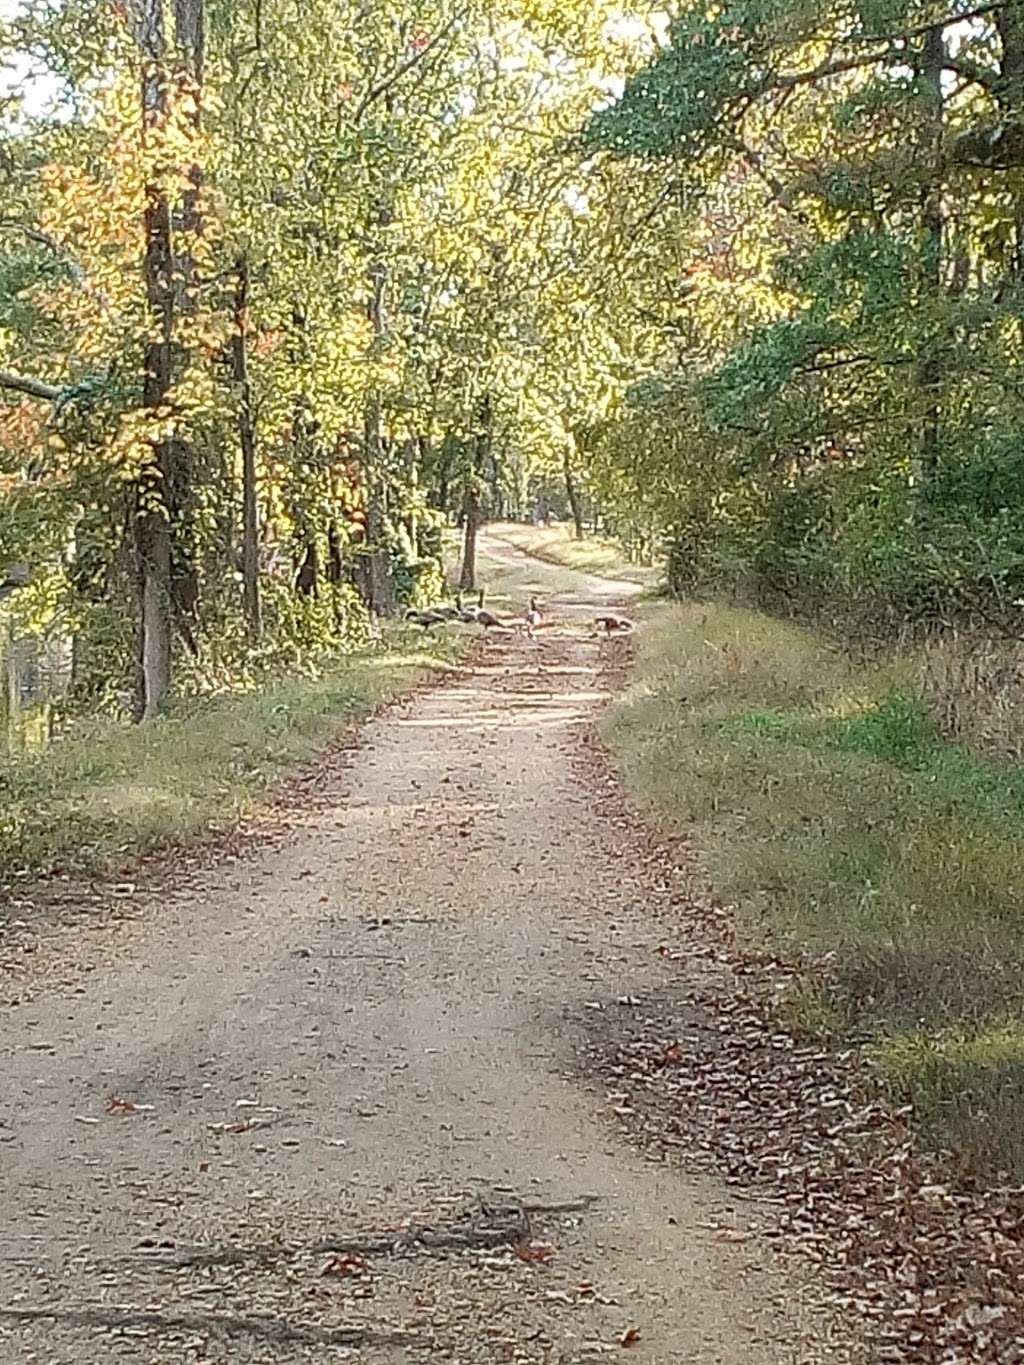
[140, 523, 172, 715]
[915, 24, 945, 496]
[436, 435, 454, 516]
[171, 0, 204, 266]
[327, 524, 343, 583]
[399, 437, 418, 550]
[1, 616, 14, 746]
[233, 256, 261, 641]
[459, 483, 480, 592]
[295, 541, 318, 596]
[167, 0, 204, 648]
[365, 502, 394, 612]
[997, 4, 1024, 345]
[359, 242, 396, 616]
[458, 395, 492, 592]
[136, 0, 175, 720]
[563, 447, 585, 539]
[415, 434, 431, 551]
[172, 0, 204, 88]
[488, 442, 502, 519]
[362, 397, 396, 615]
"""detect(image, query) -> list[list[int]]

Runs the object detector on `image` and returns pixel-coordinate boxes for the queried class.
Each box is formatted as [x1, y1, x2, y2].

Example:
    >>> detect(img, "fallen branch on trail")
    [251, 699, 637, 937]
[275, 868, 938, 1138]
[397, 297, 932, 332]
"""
[0, 1304, 414, 1348]
[129, 1195, 600, 1271]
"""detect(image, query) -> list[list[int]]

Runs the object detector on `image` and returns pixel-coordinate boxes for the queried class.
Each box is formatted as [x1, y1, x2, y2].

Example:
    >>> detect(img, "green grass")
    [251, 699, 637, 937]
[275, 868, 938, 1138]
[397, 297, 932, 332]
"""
[602, 602, 1024, 1175]
[486, 520, 662, 588]
[0, 629, 469, 884]
[719, 692, 1024, 825]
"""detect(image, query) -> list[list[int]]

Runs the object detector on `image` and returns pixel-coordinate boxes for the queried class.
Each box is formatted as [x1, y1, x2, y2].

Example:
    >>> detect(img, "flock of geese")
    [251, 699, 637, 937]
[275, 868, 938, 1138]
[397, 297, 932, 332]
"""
[405, 589, 633, 640]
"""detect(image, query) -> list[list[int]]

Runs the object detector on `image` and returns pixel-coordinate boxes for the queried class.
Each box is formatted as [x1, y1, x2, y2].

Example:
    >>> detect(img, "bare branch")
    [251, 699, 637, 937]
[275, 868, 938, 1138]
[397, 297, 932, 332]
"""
[845, 1, 1007, 44]
[0, 220, 65, 256]
[0, 369, 63, 402]
[950, 121, 1024, 167]
[942, 55, 1000, 90]
[750, 4, 1007, 98]
[354, 12, 459, 123]
[764, 49, 900, 94]
[0, 219, 102, 296]
[725, 137, 812, 228]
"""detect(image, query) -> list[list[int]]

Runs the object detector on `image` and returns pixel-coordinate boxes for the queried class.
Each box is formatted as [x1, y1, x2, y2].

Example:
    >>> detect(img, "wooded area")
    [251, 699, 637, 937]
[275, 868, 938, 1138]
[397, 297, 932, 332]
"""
[585, 0, 1024, 658]
[3, 0, 1024, 726]
[0, 0, 639, 720]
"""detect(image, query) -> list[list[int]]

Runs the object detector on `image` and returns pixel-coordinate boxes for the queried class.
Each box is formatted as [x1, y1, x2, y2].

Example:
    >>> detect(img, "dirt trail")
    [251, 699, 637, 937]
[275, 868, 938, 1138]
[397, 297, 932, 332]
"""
[0, 535, 835, 1364]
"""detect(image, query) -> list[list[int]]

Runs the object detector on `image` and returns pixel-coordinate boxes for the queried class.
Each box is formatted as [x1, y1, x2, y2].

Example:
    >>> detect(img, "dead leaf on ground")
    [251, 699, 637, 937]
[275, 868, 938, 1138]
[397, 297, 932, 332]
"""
[320, 1253, 369, 1278]
[620, 1327, 641, 1348]
[514, 1241, 556, 1264]
[581, 861, 1024, 1363]
[106, 1095, 153, 1115]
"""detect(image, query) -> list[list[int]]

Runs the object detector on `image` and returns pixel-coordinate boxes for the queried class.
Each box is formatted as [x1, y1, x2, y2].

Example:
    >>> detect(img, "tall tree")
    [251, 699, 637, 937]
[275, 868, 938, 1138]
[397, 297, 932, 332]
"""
[134, 0, 176, 719]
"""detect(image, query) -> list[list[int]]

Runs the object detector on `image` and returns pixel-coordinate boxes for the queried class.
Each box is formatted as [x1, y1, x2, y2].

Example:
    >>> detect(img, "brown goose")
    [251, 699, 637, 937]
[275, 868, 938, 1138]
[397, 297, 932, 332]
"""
[595, 613, 633, 635]
[405, 608, 448, 630]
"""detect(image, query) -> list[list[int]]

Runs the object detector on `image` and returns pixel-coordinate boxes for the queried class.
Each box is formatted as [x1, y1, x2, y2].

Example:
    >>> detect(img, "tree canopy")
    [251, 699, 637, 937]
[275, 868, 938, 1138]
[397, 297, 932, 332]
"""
[584, 0, 1024, 639]
[3, 0, 1023, 718]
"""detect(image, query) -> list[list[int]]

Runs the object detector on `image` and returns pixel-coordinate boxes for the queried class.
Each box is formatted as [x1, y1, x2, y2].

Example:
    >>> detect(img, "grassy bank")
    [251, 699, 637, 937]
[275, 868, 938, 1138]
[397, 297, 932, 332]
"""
[603, 602, 1024, 1174]
[487, 521, 661, 587]
[0, 630, 468, 885]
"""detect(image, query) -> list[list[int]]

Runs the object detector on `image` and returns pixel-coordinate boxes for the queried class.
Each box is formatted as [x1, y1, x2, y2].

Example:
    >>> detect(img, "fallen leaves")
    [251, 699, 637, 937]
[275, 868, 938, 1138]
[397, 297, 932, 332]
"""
[514, 1241, 556, 1264]
[105, 1095, 154, 1115]
[320, 1253, 369, 1278]
[619, 1326, 641, 1348]
[573, 729, 1024, 1365]
[585, 966, 1024, 1364]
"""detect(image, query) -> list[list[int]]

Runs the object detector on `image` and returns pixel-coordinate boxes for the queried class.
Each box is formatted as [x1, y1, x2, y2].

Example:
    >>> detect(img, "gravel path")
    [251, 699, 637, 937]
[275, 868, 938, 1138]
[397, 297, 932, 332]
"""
[0, 536, 836, 1363]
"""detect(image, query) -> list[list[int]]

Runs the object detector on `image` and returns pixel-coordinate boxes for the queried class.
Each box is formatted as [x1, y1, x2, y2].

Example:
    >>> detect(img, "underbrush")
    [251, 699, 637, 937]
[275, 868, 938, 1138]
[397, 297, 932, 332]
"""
[603, 603, 1024, 1175]
[0, 629, 468, 885]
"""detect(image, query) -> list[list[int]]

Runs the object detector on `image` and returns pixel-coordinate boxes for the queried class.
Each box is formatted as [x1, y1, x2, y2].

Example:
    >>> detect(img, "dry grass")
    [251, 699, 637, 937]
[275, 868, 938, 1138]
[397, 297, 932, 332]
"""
[0, 630, 469, 884]
[603, 601, 1024, 1174]
[915, 627, 1024, 759]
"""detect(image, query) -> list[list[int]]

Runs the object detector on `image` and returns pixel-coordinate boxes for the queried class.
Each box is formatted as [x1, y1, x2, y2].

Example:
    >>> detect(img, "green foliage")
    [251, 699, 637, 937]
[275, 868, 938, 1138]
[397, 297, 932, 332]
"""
[392, 552, 445, 608]
[586, 13, 750, 159]
[0, 0, 640, 714]
[827, 691, 936, 766]
[582, 0, 1024, 647]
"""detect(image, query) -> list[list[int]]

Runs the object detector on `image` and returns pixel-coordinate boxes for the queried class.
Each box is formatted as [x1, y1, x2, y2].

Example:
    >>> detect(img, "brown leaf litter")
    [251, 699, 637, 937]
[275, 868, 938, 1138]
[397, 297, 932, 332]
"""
[573, 723, 1024, 1365]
